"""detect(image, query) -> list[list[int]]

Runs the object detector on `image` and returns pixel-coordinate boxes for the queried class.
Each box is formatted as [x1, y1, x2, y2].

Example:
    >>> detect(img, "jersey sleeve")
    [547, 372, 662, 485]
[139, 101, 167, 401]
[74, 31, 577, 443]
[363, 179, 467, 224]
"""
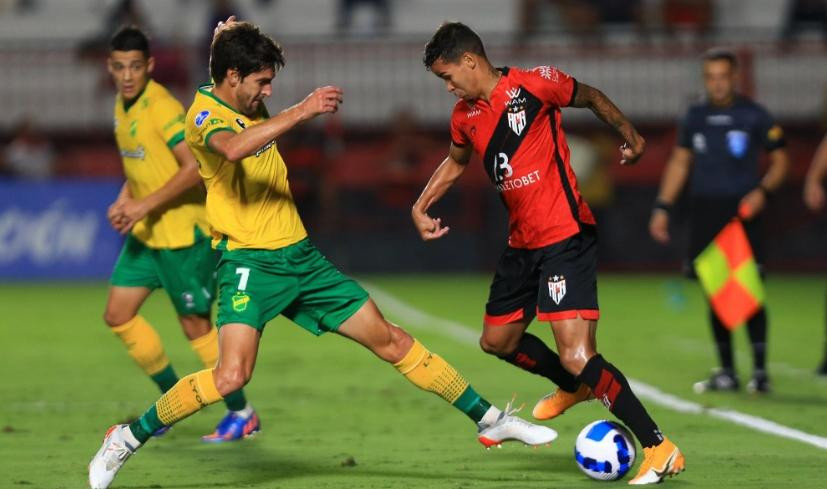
[756, 107, 786, 151]
[526, 66, 577, 107]
[449, 104, 470, 147]
[151, 95, 187, 148]
[186, 105, 235, 153]
[676, 110, 693, 149]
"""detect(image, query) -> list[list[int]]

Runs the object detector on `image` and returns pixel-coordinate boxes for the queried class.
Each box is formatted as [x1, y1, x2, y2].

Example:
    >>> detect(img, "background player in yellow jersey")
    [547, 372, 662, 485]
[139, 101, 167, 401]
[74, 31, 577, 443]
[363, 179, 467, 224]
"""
[103, 25, 258, 442]
[89, 19, 558, 489]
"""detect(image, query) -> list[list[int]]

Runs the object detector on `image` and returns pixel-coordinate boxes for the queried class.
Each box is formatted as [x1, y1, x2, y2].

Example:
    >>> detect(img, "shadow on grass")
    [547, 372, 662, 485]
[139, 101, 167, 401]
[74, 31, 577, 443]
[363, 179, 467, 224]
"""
[120, 443, 578, 488]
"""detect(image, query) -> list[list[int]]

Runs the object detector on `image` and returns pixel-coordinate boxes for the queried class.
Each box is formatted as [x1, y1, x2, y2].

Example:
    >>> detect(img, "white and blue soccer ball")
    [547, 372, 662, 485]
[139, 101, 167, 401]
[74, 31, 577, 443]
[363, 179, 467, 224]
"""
[574, 420, 636, 481]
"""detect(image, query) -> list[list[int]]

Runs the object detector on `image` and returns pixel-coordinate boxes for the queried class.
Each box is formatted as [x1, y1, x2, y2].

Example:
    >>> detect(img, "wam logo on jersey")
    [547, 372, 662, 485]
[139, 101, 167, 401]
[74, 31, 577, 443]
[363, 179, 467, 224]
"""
[548, 275, 566, 305]
[195, 110, 210, 127]
[726, 130, 749, 158]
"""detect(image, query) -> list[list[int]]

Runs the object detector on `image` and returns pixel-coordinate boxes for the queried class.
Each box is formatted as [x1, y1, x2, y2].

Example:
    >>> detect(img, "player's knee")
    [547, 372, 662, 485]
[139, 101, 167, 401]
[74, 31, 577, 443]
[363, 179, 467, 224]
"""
[479, 334, 512, 357]
[178, 314, 212, 340]
[213, 365, 251, 394]
[378, 322, 413, 363]
[558, 349, 587, 376]
[103, 310, 134, 328]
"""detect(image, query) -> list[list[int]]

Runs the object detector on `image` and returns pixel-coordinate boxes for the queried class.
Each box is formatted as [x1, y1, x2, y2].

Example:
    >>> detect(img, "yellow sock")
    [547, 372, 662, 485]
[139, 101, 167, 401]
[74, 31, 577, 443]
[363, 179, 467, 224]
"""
[111, 315, 170, 376]
[155, 369, 223, 425]
[190, 327, 219, 368]
[393, 339, 469, 404]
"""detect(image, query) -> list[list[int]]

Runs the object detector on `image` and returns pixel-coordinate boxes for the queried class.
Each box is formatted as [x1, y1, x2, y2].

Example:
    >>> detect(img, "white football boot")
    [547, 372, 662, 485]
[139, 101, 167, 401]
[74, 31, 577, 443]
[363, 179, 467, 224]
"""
[477, 399, 558, 448]
[88, 424, 140, 489]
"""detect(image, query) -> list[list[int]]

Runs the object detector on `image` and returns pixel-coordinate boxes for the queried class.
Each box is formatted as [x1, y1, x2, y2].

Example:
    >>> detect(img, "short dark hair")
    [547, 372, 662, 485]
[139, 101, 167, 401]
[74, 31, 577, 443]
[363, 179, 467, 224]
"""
[110, 25, 150, 57]
[703, 48, 738, 69]
[210, 22, 285, 84]
[423, 22, 487, 69]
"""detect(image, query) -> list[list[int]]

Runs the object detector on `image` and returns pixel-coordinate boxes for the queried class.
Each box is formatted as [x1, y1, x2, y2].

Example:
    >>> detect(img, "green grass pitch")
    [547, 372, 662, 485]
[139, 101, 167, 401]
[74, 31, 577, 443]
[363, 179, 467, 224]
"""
[2, 274, 826, 488]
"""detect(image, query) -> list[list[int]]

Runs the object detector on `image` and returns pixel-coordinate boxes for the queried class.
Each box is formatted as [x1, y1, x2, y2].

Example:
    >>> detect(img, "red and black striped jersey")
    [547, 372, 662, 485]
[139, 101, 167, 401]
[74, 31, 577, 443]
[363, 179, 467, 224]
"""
[450, 66, 595, 249]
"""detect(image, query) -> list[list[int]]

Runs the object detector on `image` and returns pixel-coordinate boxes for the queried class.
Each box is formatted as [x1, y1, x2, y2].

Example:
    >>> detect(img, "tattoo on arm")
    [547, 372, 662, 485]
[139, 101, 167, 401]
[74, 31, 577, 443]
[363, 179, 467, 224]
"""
[573, 83, 635, 139]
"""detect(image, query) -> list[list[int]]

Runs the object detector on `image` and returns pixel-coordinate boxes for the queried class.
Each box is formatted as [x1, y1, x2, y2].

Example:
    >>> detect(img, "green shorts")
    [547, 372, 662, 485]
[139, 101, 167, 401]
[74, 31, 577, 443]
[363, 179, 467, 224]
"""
[110, 228, 218, 316]
[215, 238, 369, 335]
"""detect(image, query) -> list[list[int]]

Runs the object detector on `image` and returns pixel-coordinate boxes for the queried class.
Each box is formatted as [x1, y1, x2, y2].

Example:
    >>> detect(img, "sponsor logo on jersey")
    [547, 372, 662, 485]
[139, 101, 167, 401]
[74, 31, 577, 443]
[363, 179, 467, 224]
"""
[532, 65, 559, 82]
[692, 133, 707, 153]
[236, 118, 247, 129]
[254, 139, 276, 157]
[181, 291, 195, 310]
[496, 170, 541, 193]
[548, 275, 566, 305]
[195, 110, 210, 127]
[120, 145, 146, 160]
[726, 130, 749, 158]
[466, 102, 481, 118]
[706, 114, 732, 126]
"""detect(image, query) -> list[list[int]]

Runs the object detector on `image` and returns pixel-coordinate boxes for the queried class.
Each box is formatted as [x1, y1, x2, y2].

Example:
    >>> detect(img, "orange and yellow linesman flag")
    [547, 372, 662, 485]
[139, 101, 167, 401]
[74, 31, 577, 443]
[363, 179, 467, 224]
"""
[693, 219, 765, 330]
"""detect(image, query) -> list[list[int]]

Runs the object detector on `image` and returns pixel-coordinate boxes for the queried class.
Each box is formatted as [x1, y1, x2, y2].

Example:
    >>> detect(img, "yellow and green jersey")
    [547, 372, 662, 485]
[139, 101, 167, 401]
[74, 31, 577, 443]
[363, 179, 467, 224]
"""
[114, 79, 209, 249]
[184, 84, 307, 251]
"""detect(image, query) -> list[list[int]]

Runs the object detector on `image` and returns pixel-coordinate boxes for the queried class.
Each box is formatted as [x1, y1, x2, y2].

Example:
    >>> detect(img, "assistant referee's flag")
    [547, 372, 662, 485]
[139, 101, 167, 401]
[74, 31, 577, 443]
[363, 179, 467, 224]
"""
[693, 219, 765, 330]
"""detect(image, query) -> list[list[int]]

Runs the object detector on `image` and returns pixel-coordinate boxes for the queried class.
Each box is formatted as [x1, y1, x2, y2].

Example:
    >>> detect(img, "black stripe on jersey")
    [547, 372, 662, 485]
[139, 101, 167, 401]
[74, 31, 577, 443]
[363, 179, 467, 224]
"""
[567, 78, 579, 107]
[549, 110, 581, 224]
[482, 86, 543, 185]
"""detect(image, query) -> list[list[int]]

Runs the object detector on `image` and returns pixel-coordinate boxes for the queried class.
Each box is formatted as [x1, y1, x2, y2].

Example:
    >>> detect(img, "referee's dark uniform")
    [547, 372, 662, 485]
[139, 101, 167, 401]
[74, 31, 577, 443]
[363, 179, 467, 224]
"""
[678, 95, 785, 391]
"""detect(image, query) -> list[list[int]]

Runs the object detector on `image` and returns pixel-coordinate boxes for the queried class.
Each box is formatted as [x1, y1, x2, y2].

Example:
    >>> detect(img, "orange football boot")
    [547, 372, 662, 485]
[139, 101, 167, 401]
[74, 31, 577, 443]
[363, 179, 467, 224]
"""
[532, 383, 593, 420]
[628, 437, 685, 485]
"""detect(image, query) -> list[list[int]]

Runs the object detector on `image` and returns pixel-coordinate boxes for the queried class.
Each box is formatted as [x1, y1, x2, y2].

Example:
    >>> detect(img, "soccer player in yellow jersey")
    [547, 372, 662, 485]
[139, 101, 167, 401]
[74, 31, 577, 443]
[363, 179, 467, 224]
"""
[103, 26, 258, 443]
[89, 20, 558, 489]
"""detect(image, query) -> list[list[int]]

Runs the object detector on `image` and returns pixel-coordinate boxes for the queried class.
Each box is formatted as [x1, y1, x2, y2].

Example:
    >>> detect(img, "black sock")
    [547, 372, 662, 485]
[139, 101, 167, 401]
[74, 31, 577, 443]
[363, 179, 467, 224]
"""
[710, 308, 734, 371]
[578, 354, 663, 448]
[498, 333, 580, 392]
[746, 308, 767, 372]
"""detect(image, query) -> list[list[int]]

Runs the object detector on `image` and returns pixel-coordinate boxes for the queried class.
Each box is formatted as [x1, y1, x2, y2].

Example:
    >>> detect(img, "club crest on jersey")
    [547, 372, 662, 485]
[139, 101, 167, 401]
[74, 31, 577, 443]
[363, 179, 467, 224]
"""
[505, 87, 527, 135]
[726, 130, 749, 158]
[195, 110, 210, 127]
[548, 275, 566, 305]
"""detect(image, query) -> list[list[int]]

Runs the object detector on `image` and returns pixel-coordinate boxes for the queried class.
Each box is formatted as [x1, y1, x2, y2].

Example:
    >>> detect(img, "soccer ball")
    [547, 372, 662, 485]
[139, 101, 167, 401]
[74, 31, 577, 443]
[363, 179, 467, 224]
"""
[574, 420, 636, 481]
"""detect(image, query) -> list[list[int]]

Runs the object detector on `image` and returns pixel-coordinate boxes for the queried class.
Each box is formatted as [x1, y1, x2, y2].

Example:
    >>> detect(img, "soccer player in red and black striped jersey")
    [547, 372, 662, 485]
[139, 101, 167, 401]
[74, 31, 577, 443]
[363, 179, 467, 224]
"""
[413, 23, 684, 484]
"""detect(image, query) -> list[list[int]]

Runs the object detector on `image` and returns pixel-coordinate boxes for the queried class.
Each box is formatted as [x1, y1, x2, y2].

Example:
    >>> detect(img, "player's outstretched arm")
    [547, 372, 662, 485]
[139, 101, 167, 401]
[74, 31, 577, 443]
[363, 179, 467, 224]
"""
[114, 142, 203, 234]
[209, 86, 343, 162]
[804, 133, 827, 211]
[571, 82, 645, 165]
[649, 146, 693, 244]
[411, 143, 472, 241]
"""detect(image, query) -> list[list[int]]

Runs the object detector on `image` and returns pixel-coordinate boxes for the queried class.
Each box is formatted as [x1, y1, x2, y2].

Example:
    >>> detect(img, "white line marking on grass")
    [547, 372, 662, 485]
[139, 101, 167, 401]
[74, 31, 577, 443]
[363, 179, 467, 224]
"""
[365, 283, 827, 452]
[665, 335, 827, 386]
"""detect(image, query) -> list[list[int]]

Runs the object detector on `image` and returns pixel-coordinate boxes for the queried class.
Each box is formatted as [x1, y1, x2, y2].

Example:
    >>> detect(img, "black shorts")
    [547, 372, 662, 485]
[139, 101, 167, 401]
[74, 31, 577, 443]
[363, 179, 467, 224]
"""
[686, 196, 763, 278]
[485, 226, 599, 325]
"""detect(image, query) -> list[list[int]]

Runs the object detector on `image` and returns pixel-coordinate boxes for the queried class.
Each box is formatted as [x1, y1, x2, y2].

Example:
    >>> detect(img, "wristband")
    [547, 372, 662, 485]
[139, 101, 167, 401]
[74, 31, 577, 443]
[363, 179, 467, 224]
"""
[653, 199, 673, 213]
